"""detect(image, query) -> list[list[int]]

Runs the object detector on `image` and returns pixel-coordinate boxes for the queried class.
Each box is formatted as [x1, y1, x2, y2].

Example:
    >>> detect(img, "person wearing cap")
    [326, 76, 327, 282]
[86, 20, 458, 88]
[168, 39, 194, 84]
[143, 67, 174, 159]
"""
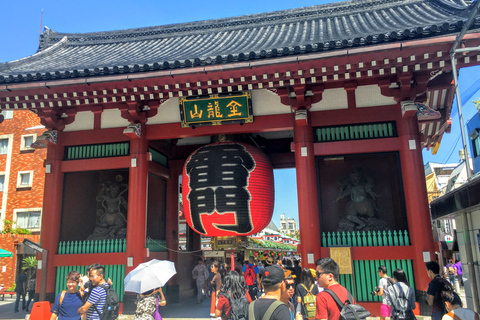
[248, 265, 293, 320]
[315, 258, 350, 320]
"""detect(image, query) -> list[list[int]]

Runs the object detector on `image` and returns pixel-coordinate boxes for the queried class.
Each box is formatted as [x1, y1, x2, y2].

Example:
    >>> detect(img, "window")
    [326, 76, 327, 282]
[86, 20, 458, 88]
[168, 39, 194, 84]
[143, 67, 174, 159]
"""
[17, 171, 33, 188]
[21, 134, 36, 151]
[0, 110, 13, 120]
[15, 210, 41, 230]
[0, 175, 4, 192]
[0, 139, 8, 155]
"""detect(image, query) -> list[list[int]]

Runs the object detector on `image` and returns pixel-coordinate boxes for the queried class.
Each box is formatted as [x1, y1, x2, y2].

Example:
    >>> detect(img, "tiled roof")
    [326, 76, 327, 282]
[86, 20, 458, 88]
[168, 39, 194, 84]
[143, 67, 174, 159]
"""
[0, 0, 478, 83]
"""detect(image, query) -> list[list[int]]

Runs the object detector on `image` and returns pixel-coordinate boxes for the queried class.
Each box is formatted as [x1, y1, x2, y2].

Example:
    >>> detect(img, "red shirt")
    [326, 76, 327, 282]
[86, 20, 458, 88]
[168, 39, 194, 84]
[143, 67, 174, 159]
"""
[316, 284, 349, 320]
[216, 291, 252, 319]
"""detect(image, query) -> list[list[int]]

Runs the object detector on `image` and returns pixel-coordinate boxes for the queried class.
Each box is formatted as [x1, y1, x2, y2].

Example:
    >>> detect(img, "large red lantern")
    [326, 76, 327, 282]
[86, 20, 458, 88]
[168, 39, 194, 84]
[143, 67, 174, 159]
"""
[182, 142, 274, 237]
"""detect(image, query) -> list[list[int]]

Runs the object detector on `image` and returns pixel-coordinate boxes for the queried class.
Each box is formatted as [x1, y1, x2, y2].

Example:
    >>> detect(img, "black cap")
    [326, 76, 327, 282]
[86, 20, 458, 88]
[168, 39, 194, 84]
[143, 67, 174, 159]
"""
[262, 265, 285, 286]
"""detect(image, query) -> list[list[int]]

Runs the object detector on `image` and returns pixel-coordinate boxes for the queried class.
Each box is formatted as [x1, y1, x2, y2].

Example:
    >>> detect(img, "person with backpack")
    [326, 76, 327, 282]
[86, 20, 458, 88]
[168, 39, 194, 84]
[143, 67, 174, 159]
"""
[78, 264, 118, 320]
[375, 265, 395, 320]
[50, 270, 84, 320]
[385, 269, 415, 320]
[243, 256, 260, 301]
[248, 264, 293, 320]
[215, 271, 251, 320]
[134, 287, 166, 320]
[441, 290, 479, 320]
[445, 260, 457, 286]
[295, 268, 319, 320]
[426, 261, 454, 320]
[315, 257, 370, 320]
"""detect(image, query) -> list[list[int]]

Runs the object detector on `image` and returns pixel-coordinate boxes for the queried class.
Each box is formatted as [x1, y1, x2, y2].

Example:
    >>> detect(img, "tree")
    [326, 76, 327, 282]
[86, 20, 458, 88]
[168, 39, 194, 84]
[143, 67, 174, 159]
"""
[294, 230, 300, 240]
[474, 98, 480, 111]
[22, 256, 37, 281]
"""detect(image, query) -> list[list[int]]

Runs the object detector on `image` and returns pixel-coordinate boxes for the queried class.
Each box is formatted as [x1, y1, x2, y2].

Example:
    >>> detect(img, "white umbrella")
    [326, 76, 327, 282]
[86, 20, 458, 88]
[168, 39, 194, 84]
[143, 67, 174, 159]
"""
[124, 259, 176, 294]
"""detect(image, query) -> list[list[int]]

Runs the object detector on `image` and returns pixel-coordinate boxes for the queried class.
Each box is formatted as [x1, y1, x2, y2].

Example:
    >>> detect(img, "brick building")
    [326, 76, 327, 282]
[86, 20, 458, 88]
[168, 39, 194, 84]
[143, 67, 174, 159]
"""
[0, 110, 46, 288]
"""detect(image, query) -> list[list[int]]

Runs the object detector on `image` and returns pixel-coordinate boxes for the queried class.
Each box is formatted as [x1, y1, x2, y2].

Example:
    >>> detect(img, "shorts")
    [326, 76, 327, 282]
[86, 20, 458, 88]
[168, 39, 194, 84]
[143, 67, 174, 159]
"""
[380, 304, 392, 317]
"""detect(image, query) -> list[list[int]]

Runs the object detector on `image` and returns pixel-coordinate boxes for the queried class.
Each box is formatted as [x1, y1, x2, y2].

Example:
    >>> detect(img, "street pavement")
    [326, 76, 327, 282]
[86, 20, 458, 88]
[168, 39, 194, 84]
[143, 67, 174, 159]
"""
[0, 289, 449, 320]
[0, 295, 212, 320]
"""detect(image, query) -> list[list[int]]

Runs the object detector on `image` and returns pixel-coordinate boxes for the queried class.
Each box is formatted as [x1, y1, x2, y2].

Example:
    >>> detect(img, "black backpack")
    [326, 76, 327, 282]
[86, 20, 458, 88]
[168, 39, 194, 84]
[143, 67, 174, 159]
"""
[324, 289, 371, 320]
[227, 294, 250, 320]
[94, 284, 120, 320]
[390, 284, 415, 320]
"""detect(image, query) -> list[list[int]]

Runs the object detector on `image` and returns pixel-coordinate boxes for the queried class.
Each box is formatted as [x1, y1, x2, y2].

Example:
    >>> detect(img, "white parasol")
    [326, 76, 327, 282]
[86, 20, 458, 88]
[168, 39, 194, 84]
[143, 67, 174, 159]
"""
[124, 259, 176, 294]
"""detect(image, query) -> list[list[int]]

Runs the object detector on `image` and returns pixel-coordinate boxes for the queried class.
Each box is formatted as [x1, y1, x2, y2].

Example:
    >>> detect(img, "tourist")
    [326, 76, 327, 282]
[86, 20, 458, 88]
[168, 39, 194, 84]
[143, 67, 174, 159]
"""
[249, 265, 292, 320]
[445, 259, 457, 286]
[293, 260, 302, 285]
[281, 274, 296, 319]
[426, 261, 453, 320]
[375, 266, 393, 320]
[315, 257, 349, 320]
[192, 258, 209, 303]
[243, 256, 260, 300]
[215, 271, 251, 320]
[77, 265, 110, 320]
[14, 269, 28, 313]
[295, 268, 319, 319]
[50, 271, 83, 320]
[385, 269, 415, 320]
[210, 261, 223, 298]
[25, 273, 36, 312]
[454, 260, 463, 286]
[134, 288, 166, 320]
[441, 290, 479, 320]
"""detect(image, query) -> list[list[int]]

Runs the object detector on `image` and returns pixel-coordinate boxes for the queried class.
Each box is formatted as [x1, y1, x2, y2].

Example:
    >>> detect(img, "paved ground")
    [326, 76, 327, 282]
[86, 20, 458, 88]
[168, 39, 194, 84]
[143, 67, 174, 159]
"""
[0, 295, 30, 320]
[0, 295, 212, 320]
[1, 288, 463, 320]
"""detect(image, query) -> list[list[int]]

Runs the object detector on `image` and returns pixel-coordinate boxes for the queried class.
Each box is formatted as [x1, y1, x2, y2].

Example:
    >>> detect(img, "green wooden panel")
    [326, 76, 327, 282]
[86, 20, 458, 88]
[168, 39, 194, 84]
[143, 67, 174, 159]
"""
[352, 259, 414, 302]
[56, 265, 124, 301]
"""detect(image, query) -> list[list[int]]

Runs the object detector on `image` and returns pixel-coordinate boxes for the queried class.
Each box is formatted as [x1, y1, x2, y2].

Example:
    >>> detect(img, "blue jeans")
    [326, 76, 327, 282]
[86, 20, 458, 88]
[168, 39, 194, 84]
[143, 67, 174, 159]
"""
[14, 291, 26, 312]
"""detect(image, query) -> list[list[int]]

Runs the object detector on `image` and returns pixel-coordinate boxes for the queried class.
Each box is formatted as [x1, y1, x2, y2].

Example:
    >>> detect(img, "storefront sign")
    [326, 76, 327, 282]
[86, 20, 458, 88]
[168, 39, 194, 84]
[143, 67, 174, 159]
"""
[211, 236, 247, 250]
[179, 92, 252, 127]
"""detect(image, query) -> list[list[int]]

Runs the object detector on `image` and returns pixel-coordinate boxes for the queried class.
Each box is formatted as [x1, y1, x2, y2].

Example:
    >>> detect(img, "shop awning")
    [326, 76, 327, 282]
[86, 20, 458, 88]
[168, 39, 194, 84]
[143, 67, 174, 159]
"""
[0, 248, 13, 257]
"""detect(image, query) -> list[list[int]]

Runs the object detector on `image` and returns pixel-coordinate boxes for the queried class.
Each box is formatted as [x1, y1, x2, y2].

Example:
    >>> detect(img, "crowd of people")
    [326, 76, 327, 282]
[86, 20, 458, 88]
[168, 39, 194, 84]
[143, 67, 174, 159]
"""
[193, 257, 478, 320]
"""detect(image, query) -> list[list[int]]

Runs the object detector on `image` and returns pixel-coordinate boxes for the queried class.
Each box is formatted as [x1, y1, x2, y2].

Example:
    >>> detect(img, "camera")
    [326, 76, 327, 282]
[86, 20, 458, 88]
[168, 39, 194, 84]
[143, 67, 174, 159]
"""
[370, 286, 380, 296]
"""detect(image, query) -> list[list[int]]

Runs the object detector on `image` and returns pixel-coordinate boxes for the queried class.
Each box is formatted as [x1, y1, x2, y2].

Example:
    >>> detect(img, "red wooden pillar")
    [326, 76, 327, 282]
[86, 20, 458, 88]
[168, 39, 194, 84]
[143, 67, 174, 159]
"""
[125, 127, 148, 272]
[165, 161, 181, 271]
[40, 135, 64, 297]
[398, 113, 435, 290]
[294, 110, 321, 268]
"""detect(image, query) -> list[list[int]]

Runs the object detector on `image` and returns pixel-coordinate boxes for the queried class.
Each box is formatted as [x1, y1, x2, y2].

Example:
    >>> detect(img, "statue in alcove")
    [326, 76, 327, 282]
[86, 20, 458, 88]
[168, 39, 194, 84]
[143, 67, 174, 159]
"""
[335, 167, 390, 232]
[87, 176, 128, 240]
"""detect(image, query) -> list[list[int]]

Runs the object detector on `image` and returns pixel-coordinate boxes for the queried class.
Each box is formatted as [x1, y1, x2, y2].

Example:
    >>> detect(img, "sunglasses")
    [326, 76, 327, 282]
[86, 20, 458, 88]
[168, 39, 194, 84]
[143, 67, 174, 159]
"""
[316, 272, 330, 278]
[285, 283, 295, 289]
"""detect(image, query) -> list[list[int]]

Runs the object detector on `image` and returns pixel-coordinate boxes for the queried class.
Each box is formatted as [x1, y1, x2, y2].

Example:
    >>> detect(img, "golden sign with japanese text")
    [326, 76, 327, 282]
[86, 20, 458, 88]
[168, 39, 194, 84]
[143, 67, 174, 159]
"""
[330, 247, 353, 274]
[211, 236, 247, 251]
[179, 92, 253, 128]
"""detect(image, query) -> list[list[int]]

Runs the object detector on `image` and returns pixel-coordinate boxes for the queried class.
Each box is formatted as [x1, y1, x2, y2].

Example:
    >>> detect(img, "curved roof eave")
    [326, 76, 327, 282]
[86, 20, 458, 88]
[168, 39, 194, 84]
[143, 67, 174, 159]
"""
[0, 0, 478, 84]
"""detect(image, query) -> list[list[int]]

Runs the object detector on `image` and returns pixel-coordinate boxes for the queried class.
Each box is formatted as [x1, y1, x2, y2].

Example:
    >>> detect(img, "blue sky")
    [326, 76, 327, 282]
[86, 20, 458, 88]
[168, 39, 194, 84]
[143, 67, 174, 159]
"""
[1, 0, 479, 227]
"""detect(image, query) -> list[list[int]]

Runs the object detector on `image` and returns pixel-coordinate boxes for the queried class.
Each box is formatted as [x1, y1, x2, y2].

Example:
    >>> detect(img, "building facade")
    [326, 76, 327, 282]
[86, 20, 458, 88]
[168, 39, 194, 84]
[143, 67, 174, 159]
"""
[0, 110, 45, 288]
[1, 0, 480, 314]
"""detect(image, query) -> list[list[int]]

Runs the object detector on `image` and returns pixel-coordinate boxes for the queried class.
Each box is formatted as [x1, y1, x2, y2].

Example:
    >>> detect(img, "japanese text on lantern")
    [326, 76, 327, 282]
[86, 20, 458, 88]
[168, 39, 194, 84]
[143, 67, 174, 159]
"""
[179, 92, 253, 127]
[185, 144, 255, 234]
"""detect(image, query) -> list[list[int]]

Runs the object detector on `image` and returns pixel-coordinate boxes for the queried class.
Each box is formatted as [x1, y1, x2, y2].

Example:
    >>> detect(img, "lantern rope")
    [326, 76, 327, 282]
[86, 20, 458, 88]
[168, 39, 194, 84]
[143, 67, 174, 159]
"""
[147, 237, 204, 255]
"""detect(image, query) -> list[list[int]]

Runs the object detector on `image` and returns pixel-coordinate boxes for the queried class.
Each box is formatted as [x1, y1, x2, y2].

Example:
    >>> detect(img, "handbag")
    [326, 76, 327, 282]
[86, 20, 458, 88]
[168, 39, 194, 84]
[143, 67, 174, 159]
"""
[153, 297, 163, 320]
